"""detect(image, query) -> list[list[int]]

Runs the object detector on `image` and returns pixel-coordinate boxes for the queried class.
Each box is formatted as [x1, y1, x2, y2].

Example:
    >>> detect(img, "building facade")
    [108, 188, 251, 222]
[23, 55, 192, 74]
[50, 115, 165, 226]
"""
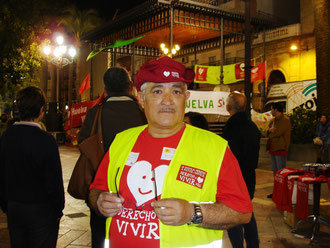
[45, 0, 314, 115]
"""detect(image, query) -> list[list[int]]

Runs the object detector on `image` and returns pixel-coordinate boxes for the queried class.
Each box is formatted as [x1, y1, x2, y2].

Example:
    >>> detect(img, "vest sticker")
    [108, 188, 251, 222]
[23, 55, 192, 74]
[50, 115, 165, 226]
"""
[161, 147, 176, 160]
[176, 165, 207, 189]
[125, 152, 139, 166]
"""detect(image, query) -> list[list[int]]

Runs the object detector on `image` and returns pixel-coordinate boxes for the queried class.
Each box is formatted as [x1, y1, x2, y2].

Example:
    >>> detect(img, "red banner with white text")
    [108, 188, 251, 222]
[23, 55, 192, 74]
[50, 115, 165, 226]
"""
[64, 100, 97, 130]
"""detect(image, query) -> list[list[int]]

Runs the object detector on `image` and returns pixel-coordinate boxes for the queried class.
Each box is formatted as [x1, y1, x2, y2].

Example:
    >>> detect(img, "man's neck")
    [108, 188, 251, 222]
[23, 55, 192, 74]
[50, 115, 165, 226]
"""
[275, 113, 283, 119]
[23, 117, 40, 123]
[15, 120, 41, 129]
[106, 95, 133, 102]
[147, 122, 185, 138]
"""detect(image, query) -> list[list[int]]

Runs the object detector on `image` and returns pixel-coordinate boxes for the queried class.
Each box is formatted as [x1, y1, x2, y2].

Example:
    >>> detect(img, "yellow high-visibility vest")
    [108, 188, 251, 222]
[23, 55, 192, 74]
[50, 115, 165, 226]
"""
[105, 124, 228, 247]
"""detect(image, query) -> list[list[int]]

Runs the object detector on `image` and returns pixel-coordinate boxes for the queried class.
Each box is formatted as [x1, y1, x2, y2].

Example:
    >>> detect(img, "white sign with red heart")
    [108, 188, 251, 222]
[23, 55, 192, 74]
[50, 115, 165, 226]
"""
[127, 161, 168, 206]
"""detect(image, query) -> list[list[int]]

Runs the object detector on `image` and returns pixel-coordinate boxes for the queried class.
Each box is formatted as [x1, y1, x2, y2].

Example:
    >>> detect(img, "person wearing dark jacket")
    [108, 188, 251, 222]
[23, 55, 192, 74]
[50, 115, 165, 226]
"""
[78, 67, 147, 248]
[0, 86, 64, 248]
[184, 111, 209, 130]
[222, 92, 261, 248]
[314, 115, 330, 163]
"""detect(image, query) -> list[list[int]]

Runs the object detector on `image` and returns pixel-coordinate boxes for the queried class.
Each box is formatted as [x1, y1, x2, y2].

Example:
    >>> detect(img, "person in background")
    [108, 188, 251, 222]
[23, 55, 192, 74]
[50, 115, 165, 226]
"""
[314, 115, 330, 163]
[89, 56, 252, 248]
[222, 92, 260, 248]
[184, 111, 209, 130]
[5, 117, 20, 129]
[78, 67, 147, 248]
[0, 86, 64, 248]
[39, 121, 47, 131]
[0, 113, 9, 136]
[266, 102, 291, 198]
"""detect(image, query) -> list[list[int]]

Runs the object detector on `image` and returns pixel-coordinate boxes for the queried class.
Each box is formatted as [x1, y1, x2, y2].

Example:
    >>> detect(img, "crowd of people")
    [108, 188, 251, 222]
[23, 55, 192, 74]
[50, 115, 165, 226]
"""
[0, 56, 329, 248]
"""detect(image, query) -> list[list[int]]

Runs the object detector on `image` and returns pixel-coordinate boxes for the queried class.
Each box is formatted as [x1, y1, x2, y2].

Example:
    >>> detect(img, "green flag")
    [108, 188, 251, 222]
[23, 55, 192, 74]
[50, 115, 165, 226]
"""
[86, 36, 144, 61]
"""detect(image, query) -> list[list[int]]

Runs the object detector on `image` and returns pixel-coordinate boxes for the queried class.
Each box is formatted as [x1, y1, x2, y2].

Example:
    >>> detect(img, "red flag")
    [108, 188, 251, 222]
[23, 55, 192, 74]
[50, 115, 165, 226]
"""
[235, 60, 255, 80]
[79, 74, 90, 95]
[94, 91, 106, 105]
[251, 62, 266, 82]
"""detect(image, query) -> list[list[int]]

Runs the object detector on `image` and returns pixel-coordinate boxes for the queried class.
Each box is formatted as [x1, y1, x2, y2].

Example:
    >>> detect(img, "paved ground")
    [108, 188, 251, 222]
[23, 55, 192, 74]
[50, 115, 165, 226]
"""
[1, 145, 330, 248]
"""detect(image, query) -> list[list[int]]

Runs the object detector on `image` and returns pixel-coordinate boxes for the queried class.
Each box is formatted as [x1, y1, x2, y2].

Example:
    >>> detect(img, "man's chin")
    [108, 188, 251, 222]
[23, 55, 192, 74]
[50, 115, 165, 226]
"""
[159, 121, 184, 129]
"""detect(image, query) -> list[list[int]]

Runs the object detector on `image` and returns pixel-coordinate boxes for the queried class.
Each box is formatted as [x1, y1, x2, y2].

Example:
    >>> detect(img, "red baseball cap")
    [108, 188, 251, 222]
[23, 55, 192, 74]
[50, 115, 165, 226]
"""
[134, 56, 195, 91]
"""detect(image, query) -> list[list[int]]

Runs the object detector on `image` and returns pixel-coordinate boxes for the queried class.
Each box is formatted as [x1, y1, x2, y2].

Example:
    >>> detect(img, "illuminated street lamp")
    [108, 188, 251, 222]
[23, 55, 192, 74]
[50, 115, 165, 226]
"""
[160, 43, 180, 56]
[42, 34, 76, 108]
[290, 44, 298, 51]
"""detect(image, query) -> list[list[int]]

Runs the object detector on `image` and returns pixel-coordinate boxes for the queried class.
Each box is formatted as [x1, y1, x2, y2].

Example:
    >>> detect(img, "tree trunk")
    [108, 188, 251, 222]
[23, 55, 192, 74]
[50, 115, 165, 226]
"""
[313, 0, 330, 115]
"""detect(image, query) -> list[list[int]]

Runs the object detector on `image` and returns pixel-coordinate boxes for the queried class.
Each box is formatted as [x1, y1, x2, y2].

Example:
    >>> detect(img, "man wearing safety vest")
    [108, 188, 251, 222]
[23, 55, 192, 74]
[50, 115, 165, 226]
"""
[89, 56, 253, 248]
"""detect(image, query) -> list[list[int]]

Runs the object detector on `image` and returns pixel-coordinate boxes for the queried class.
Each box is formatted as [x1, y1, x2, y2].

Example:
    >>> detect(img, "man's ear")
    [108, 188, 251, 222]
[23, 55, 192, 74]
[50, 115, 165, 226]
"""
[226, 103, 231, 113]
[103, 87, 108, 97]
[137, 92, 144, 108]
[185, 90, 190, 100]
[38, 106, 45, 121]
[127, 81, 134, 95]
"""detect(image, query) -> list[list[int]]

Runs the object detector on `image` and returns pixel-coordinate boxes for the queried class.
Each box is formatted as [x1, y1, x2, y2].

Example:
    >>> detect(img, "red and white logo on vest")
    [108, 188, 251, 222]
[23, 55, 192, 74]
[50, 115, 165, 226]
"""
[176, 165, 207, 189]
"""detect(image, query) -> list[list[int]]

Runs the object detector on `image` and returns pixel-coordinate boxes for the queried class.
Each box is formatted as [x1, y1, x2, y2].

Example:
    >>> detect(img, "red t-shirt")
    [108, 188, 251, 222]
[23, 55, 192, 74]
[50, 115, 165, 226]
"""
[90, 126, 252, 248]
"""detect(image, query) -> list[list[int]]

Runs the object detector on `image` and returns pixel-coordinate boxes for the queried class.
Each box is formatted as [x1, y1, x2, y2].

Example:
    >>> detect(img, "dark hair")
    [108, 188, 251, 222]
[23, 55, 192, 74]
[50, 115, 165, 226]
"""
[1, 114, 8, 123]
[185, 112, 209, 130]
[271, 102, 284, 113]
[16, 86, 46, 121]
[319, 114, 328, 121]
[104, 67, 131, 94]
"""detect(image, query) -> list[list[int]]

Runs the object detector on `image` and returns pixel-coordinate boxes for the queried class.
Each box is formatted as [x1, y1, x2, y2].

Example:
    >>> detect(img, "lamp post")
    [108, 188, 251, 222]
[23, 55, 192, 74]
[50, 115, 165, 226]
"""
[42, 34, 76, 111]
[160, 43, 180, 57]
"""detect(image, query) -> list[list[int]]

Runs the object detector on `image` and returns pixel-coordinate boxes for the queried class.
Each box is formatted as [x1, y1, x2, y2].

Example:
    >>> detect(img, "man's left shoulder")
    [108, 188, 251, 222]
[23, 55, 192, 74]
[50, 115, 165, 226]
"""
[283, 115, 291, 124]
[248, 119, 261, 133]
[117, 124, 147, 136]
[36, 129, 58, 147]
[187, 125, 227, 144]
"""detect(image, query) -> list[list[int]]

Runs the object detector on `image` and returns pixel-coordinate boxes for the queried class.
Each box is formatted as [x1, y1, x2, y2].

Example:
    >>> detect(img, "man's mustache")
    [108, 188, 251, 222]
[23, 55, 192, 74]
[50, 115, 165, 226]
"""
[159, 107, 175, 113]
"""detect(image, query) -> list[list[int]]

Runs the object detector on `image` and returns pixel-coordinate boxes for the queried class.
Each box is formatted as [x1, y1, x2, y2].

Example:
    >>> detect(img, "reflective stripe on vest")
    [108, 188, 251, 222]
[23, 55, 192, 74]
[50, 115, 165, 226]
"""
[105, 124, 227, 247]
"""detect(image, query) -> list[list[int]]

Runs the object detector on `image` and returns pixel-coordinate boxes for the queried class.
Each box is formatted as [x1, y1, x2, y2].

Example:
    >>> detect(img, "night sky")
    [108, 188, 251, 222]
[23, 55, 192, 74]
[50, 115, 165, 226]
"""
[73, 0, 146, 20]
[70, 0, 300, 23]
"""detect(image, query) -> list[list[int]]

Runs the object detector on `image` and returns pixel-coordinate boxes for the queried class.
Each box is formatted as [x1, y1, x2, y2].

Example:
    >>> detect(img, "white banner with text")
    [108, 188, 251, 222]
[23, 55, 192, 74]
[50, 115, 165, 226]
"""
[186, 91, 230, 115]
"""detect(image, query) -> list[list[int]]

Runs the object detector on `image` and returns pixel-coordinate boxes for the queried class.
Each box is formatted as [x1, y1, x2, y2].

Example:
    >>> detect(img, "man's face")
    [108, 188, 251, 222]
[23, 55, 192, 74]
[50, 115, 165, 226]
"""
[320, 115, 327, 124]
[138, 82, 190, 133]
[271, 107, 276, 117]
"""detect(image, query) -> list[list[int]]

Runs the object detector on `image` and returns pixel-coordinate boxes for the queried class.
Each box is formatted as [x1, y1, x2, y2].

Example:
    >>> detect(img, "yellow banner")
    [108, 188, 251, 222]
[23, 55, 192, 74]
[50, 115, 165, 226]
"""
[194, 65, 220, 85]
[194, 60, 255, 85]
[223, 63, 240, 85]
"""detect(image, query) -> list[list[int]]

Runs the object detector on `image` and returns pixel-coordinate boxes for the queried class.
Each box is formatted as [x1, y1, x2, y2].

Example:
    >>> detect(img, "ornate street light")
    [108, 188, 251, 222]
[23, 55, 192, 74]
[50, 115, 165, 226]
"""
[160, 43, 180, 57]
[42, 34, 76, 108]
[290, 44, 298, 51]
